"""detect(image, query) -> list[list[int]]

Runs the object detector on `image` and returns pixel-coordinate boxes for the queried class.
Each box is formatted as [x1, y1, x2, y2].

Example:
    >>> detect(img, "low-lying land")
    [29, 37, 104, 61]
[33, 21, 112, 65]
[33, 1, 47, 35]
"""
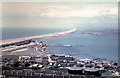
[1, 39, 120, 78]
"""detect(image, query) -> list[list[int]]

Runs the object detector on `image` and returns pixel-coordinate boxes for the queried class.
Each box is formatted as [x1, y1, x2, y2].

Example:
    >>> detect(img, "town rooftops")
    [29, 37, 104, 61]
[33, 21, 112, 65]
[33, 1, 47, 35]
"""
[67, 67, 83, 70]
[84, 68, 99, 72]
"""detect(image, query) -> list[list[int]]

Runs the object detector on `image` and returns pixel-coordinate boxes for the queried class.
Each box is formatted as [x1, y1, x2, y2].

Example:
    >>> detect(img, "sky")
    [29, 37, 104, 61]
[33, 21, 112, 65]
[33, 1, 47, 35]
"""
[1, 2, 118, 29]
[1, 0, 120, 2]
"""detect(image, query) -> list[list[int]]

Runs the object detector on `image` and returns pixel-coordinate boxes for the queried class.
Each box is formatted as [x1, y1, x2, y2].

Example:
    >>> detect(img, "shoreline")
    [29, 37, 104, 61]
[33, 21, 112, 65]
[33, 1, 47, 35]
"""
[2, 40, 119, 77]
[1, 28, 77, 45]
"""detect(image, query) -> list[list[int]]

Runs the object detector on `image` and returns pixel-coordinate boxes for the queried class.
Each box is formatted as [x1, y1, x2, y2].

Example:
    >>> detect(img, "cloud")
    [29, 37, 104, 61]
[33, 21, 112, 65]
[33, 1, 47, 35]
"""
[2, 2, 118, 28]
[3, 2, 118, 18]
[39, 5, 118, 18]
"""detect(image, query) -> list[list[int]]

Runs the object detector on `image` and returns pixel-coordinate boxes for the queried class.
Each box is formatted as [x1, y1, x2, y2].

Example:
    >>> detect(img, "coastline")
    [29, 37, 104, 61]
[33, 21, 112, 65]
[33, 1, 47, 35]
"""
[1, 28, 77, 45]
[2, 40, 119, 77]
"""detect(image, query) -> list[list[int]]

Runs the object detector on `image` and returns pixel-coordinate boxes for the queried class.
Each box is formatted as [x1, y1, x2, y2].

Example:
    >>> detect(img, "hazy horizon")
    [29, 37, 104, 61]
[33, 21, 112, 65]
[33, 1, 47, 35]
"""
[1, 2, 118, 29]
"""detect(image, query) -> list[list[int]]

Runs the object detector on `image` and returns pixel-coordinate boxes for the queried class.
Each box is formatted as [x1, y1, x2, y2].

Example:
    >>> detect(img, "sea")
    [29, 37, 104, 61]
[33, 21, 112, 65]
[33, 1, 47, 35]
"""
[2, 27, 118, 62]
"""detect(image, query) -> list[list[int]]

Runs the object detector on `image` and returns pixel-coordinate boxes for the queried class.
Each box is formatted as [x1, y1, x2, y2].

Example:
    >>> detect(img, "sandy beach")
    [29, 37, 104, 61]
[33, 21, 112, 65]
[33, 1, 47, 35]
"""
[1, 28, 77, 45]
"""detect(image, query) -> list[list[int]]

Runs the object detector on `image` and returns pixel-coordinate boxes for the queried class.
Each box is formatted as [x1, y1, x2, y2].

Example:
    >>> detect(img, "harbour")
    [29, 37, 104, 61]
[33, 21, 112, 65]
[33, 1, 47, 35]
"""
[1, 39, 119, 77]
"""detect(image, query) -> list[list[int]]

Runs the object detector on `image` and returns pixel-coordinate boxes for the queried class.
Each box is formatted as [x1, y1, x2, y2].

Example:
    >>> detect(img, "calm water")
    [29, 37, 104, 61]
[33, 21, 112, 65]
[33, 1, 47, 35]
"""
[2, 28, 118, 62]
[2, 28, 69, 40]
[40, 30, 118, 62]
